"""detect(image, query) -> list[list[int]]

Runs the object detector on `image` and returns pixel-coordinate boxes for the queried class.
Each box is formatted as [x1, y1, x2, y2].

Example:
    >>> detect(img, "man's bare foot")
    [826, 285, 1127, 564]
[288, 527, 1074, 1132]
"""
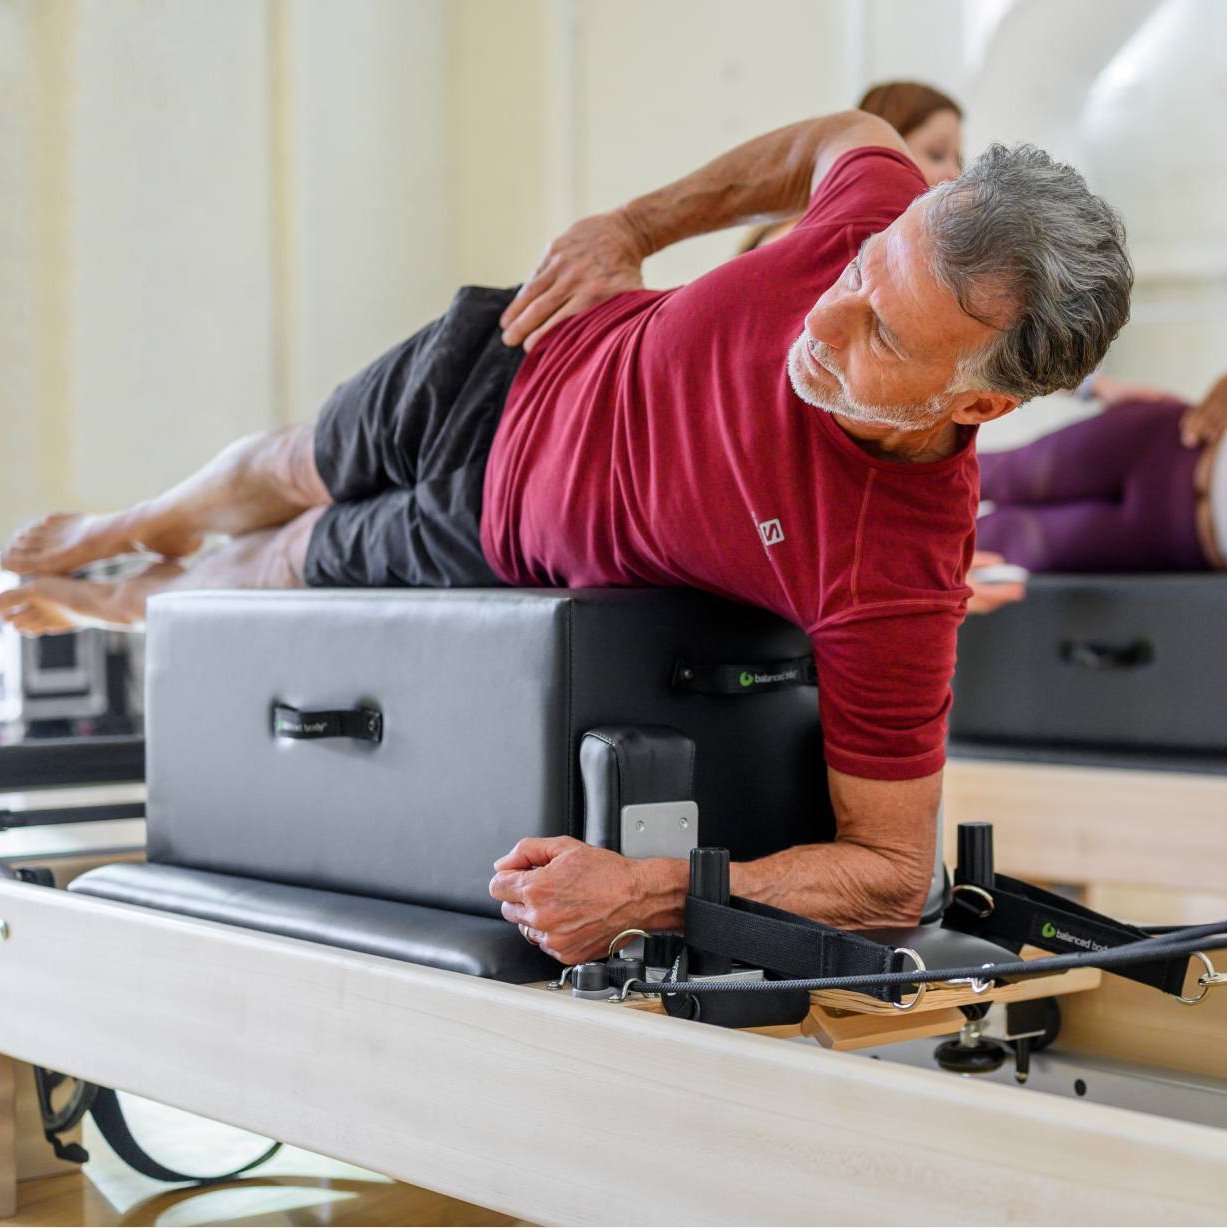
[0, 563, 186, 636]
[1, 511, 202, 576]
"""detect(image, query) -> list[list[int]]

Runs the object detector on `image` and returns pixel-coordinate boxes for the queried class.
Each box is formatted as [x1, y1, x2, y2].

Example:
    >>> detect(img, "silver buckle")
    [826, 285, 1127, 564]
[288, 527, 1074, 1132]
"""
[891, 947, 928, 1012]
[1177, 951, 1222, 1006]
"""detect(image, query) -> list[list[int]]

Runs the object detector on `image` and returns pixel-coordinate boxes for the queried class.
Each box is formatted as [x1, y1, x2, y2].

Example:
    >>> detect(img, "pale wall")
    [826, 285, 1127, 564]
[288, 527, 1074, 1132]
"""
[0, 0, 454, 542]
[1, 0, 1221, 543]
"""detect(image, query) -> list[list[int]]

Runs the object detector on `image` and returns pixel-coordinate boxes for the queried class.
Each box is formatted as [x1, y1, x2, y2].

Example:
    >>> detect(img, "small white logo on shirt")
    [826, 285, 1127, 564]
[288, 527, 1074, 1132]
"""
[758, 518, 786, 547]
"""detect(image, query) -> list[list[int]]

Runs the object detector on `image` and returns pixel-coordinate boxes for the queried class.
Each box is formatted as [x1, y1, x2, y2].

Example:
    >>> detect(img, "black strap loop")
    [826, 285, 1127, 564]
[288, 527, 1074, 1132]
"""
[944, 871, 1187, 995]
[272, 704, 382, 744]
[31, 1071, 280, 1184]
[672, 656, 817, 696]
[683, 894, 907, 1004]
[90, 1087, 281, 1184]
[1059, 639, 1153, 670]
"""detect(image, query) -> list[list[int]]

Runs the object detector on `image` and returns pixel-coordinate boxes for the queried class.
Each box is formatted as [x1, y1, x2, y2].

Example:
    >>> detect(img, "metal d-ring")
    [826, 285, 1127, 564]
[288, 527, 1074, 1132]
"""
[891, 947, 928, 1012]
[1176, 951, 1219, 1006]
[949, 883, 996, 919]
[608, 928, 652, 959]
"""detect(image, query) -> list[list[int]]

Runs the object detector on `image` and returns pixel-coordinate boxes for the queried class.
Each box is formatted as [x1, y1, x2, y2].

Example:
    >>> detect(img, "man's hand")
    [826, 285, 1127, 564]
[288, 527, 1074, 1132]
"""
[1180, 374, 1227, 448]
[966, 550, 1027, 615]
[489, 835, 671, 966]
[499, 210, 649, 353]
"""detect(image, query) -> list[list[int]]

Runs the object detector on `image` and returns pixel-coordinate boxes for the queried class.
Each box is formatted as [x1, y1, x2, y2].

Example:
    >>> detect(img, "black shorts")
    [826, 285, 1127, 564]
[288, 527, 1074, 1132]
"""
[304, 285, 524, 588]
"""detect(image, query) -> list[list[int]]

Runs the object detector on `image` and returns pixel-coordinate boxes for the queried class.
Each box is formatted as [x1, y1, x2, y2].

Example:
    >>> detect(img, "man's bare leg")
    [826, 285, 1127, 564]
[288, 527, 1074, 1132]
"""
[0, 508, 324, 635]
[1, 425, 330, 576]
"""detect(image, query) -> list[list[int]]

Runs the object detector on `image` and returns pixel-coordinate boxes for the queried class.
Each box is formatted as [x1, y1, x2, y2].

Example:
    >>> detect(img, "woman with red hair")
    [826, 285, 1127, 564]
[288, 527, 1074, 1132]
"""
[739, 80, 963, 252]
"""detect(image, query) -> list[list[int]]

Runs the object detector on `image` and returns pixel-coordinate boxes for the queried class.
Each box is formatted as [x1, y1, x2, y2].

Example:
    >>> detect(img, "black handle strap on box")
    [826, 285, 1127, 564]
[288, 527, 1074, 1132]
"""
[943, 871, 1189, 995]
[271, 704, 382, 743]
[671, 655, 817, 696]
[1059, 638, 1153, 670]
[682, 893, 911, 1004]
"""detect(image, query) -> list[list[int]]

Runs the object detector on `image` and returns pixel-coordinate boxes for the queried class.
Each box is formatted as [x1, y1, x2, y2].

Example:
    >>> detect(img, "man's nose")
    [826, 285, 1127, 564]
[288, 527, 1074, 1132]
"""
[805, 297, 850, 351]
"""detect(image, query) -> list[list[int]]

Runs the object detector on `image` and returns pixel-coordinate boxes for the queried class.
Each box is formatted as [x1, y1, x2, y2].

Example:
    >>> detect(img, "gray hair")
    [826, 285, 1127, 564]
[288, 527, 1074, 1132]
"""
[924, 143, 1133, 402]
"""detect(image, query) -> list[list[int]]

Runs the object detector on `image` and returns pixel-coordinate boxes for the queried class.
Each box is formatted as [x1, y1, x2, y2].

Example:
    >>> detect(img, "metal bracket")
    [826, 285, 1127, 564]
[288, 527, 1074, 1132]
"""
[620, 801, 698, 860]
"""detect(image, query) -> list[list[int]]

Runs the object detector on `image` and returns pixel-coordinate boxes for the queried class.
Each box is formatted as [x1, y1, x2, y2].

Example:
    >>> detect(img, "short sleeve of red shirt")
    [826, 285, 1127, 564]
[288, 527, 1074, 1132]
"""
[811, 603, 963, 781]
[796, 145, 927, 233]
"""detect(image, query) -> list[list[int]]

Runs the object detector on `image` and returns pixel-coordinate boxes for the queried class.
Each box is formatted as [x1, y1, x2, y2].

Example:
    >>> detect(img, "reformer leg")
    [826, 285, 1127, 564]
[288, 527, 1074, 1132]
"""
[0, 1053, 16, 1218]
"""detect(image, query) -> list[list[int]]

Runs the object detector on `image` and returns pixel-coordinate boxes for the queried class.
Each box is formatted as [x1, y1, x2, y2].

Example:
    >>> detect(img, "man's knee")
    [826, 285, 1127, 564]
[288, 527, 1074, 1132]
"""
[260, 506, 326, 587]
[255, 425, 332, 509]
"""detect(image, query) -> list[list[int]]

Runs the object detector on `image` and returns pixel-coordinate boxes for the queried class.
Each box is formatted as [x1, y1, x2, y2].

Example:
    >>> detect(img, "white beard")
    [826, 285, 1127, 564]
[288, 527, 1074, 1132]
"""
[786, 333, 948, 431]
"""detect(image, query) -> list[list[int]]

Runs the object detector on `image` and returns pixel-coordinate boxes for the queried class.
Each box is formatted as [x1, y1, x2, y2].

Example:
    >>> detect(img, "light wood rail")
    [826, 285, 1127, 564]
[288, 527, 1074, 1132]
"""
[0, 881, 1223, 1225]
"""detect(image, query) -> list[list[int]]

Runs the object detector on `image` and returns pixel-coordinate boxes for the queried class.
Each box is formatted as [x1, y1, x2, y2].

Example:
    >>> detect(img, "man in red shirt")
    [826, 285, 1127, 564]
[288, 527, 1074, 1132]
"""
[1, 111, 1131, 963]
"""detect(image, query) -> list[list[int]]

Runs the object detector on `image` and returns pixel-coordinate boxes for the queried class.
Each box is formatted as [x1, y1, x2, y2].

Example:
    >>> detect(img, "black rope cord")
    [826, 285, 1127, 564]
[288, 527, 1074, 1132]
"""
[626, 921, 1227, 996]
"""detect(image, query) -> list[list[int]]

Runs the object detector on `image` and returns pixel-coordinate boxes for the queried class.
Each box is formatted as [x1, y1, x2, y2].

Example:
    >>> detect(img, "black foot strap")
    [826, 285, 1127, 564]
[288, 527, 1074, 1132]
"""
[34, 1066, 281, 1185]
[944, 871, 1189, 995]
[683, 893, 910, 1004]
[89, 1087, 282, 1184]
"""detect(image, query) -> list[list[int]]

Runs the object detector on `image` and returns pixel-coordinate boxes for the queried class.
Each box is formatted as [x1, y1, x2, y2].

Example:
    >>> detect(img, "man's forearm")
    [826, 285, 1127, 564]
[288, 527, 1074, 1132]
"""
[633, 769, 941, 932]
[634, 836, 934, 934]
[617, 111, 875, 260]
[731, 839, 934, 928]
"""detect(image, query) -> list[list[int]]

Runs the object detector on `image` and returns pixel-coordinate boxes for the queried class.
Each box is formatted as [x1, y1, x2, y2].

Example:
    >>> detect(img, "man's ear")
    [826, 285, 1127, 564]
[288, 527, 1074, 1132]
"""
[949, 390, 1021, 426]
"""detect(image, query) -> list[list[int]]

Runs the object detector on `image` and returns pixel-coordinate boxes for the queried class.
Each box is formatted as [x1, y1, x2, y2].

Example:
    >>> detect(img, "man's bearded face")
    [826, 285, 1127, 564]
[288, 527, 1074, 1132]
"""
[786, 332, 948, 430]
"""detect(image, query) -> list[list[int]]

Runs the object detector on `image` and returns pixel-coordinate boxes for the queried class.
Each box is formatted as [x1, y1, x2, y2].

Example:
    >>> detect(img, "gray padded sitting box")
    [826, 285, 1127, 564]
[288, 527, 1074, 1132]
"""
[951, 574, 1227, 756]
[74, 588, 833, 981]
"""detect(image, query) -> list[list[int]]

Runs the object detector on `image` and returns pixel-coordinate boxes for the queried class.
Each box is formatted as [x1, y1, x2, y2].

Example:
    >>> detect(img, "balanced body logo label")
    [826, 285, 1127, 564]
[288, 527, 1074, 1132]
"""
[1040, 919, 1106, 951]
[739, 667, 801, 688]
[277, 715, 328, 735]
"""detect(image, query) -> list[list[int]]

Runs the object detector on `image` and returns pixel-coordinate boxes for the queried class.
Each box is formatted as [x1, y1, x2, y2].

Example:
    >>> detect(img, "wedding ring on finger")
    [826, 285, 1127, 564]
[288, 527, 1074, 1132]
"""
[519, 923, 540, 945]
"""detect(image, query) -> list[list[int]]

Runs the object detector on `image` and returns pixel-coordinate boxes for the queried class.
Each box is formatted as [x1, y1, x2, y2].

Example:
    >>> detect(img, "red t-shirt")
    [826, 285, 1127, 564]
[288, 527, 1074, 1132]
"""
[482, 147, 977, 781]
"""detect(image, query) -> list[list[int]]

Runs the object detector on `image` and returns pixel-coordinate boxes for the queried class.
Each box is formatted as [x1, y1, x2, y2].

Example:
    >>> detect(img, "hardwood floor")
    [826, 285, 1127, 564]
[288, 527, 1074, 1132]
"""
[3, 1093, 528, 1227]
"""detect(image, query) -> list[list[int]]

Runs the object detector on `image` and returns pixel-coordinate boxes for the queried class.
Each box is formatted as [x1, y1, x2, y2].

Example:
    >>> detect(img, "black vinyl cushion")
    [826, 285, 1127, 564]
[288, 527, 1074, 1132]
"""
[69, 862, 559, 983]
[580, 725, 696, 851]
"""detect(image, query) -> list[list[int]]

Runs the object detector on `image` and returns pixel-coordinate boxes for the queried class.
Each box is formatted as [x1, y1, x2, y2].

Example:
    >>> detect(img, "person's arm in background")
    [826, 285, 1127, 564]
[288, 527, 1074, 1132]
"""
[1074, 369, 1227, 447]
[966, 549, 1026, 614]
[1179, 370, 1227, 447]
[1078, 371, 1172, 406]
[499, 111, 911, 351]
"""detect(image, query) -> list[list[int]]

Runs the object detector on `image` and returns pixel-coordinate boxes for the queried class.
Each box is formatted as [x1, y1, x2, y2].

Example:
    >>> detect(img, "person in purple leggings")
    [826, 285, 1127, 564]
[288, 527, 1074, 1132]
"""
[977, 371, 1227, 571]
